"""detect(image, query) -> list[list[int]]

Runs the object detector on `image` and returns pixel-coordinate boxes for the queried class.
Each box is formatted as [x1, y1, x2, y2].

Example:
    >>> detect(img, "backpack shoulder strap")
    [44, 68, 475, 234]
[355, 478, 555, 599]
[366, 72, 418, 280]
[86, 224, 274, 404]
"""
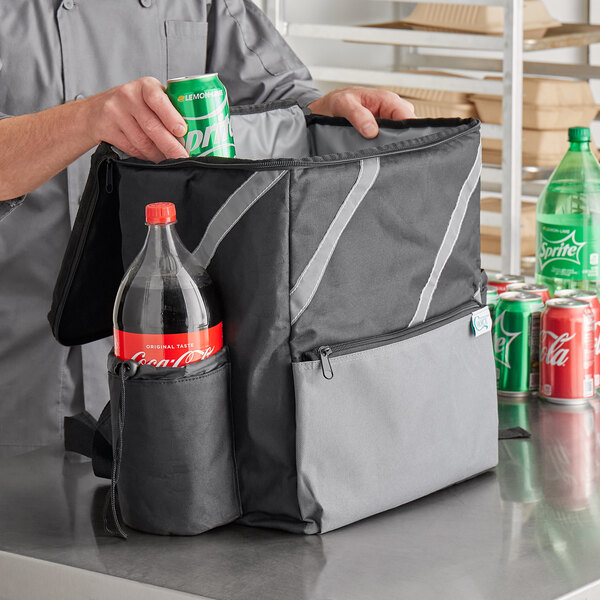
[64, 403, 113, 479]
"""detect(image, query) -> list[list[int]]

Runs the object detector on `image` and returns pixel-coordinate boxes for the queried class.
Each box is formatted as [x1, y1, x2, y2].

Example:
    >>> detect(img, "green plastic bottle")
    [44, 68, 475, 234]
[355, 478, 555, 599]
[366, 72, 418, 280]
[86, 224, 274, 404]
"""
[536, 127, 600, 296]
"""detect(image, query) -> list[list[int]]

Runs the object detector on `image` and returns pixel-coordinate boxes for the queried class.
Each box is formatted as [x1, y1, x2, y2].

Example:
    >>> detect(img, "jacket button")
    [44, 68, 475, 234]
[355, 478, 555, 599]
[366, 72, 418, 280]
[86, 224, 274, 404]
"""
[75, 94, 85, 101]
[139, 0, 152, 7]
[63, 0, 74, 9]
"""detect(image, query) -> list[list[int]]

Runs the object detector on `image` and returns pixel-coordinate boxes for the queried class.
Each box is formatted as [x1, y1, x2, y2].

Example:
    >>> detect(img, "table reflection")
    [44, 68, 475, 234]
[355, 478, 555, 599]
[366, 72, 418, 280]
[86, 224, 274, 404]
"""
[498, 399, 541, 505]
[498, 394, 600, 583]
[538, 400, 595, 512]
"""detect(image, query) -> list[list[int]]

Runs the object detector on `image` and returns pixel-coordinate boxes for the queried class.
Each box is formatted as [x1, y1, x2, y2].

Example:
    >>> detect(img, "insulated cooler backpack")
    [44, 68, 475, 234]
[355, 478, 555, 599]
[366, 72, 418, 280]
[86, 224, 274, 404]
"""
[50, 100, 498, 535]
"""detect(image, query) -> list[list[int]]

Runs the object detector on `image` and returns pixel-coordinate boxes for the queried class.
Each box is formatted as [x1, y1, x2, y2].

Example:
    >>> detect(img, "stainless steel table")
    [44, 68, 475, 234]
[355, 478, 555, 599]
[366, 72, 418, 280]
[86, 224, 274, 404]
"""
[2, 396, 600, 600]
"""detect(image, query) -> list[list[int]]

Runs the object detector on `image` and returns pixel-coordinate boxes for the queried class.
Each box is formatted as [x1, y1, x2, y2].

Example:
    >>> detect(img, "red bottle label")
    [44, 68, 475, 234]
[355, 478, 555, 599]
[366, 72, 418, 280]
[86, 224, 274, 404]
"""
[113, 323, 223, 367]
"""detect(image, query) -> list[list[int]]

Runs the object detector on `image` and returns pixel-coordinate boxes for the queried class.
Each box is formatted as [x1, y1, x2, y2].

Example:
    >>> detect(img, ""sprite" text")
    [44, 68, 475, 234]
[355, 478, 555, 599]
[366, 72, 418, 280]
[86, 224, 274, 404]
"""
[539, 241, 579, 261]
[537, 229, 586, 272]
[184, 114, 233, 155]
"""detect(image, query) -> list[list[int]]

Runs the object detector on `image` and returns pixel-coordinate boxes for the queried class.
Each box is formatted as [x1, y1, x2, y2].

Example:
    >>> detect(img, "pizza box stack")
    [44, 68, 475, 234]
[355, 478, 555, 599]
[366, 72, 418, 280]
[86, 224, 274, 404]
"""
[472, 77, 600, 168]
[480, 197, 537, 258]
[380, 71, 478, 119]
[399, 0, 561, 38]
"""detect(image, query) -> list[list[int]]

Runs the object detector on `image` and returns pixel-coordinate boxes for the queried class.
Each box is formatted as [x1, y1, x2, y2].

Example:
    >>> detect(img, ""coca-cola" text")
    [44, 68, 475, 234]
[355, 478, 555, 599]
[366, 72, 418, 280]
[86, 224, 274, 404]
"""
[540, 330, 575, 366]
[131, 347, 218, 368]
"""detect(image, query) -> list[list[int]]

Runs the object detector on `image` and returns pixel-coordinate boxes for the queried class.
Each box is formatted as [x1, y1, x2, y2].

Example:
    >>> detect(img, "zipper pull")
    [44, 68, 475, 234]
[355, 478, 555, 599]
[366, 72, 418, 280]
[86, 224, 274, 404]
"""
[105, 159, 114, 194]
[318, 346, 333, 380]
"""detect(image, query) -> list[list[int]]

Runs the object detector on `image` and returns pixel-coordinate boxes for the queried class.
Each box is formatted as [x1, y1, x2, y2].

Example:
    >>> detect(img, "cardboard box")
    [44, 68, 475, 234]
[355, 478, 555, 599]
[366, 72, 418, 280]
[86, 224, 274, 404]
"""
[401, 98, 478, 119]
[481, 197, 537, 257]
[378, 70, 471, 104]
[471, 77, 597, 129]
[472, 95, 599, 130]
[399, 0, 561, 38]
[512, 76, 594, 106]
[482, 130, 569, 168]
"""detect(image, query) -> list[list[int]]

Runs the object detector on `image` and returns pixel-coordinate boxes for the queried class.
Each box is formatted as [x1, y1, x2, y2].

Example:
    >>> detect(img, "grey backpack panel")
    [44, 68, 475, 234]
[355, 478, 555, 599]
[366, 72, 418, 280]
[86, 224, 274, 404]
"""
[310, 121, 455, 156]
[289, 131, 482, 358]
[231, 102, 310, 159]
[293, 310, 497, 533]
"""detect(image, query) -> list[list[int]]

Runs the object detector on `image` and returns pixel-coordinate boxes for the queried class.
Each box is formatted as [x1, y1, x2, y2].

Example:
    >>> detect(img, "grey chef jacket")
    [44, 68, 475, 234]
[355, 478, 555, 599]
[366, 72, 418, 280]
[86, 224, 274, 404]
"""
[0, 0, 321, 458]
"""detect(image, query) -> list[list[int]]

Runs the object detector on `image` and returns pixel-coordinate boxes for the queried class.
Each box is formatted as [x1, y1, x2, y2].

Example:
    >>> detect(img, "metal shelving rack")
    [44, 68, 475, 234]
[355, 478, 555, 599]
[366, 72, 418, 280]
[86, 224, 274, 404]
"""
[273, 0, 600, 274]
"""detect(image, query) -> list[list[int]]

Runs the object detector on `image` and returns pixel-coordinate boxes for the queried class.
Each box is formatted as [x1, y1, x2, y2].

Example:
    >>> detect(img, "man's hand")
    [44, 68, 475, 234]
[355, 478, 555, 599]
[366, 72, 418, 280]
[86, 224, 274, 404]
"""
[83, 77, 188, 162]
[308, 87, 415, 139]
[0, 77, 190, 201]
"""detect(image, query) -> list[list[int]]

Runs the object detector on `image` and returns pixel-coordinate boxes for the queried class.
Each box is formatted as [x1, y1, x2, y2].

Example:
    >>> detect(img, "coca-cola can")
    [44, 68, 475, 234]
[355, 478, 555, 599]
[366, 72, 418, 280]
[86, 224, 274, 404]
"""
[555, 289, 600, 388]
[506, 282, 551, 304]
[488, 273, 525, 294]
[538, 399, 595, 511]
[539, 298, 595, 403]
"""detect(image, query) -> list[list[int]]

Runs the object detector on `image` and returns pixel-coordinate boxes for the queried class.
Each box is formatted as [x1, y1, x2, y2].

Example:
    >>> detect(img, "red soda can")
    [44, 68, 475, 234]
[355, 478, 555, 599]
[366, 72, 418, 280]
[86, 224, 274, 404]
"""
[488, 273, 525, 294]
[539, 298, 595, 403]
[506, 282, 550, 304]
[555, 289, 600, 388]
[538, 400, 595, 511]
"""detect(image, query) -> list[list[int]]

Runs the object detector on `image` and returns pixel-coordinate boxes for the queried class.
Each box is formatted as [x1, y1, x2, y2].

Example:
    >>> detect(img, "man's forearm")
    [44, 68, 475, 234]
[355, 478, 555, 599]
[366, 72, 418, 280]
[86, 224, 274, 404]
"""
[0, 100, 95, 201]
[0, 77, 189, 203]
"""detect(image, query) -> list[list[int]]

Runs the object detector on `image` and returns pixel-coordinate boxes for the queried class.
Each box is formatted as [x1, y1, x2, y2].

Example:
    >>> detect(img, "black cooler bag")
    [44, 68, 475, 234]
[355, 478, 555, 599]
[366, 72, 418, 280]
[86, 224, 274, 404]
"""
[50, 100, 498, 535]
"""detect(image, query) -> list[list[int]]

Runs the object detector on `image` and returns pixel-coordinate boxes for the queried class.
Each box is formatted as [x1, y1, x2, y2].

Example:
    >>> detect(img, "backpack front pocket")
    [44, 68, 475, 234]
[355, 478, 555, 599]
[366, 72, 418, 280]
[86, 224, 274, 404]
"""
[292, 305, 498, 533]
[108, 347, 240, 536]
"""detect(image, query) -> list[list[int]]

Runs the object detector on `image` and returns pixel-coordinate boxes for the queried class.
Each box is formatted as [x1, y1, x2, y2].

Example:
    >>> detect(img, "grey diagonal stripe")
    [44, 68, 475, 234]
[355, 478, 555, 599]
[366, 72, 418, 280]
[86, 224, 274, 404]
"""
[193, 170, 286, 269]
[409, 142, 482, 327]
[290, 157, 381, 326]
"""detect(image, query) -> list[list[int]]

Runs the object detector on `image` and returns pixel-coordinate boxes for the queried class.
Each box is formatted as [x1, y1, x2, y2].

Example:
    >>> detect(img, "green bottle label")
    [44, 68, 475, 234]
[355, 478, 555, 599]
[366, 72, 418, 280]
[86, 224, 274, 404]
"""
[537, 221, 600, 280]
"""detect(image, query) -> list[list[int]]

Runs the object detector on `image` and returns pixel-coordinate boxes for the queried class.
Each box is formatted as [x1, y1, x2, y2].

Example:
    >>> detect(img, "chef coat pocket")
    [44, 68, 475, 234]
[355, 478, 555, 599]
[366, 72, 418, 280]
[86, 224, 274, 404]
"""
[165, 20, 208, 81]
[107, 347, 241, 535]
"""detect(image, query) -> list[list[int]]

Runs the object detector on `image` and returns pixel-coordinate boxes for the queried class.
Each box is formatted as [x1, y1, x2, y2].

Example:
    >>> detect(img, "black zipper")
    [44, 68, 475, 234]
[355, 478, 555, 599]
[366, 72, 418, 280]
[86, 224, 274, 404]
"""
[113, 124, 476, 172]
[105, 158, 114, 193]
[303, 300, 481, 380]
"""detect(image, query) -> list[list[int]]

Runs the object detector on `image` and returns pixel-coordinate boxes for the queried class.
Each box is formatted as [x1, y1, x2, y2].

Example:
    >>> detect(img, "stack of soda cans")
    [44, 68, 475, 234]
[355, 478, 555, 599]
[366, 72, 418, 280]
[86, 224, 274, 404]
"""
[488, 274, 600, 404]
[489, 275, 600, 514]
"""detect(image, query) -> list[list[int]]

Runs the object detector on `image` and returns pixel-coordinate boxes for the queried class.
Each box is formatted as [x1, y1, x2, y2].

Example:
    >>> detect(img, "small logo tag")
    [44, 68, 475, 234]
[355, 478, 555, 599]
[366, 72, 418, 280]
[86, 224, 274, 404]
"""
[471, 307, 492, 337]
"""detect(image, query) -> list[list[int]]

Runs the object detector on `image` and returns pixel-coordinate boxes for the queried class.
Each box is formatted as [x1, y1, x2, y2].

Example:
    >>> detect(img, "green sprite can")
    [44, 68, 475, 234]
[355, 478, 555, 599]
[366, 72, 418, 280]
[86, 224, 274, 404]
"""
[486, 286, 499, 320]
[166, 73, 236, 158]
[494, 291, 544, 397]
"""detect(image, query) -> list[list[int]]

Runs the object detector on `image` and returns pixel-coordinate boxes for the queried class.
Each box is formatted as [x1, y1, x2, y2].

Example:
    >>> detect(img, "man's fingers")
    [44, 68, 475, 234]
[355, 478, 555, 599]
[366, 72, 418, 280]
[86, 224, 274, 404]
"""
[333, 93, 380, 139]
[376, 92, 416, 121]
[121, 114, 166, 163]
[356, 112, 379, 138]
[86, 77, 190, 161]
[97, 119, 157, 162]
[133, 104, 187, 160]
[112, 130, 152, 162]
[141, 78, 188, 138]
[389, 104, 416, 120]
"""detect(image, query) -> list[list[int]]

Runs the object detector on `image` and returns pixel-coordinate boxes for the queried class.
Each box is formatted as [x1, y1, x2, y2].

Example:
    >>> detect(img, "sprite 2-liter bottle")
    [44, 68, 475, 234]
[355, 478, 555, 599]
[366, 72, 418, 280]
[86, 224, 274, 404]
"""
[536, 127, 600, 296]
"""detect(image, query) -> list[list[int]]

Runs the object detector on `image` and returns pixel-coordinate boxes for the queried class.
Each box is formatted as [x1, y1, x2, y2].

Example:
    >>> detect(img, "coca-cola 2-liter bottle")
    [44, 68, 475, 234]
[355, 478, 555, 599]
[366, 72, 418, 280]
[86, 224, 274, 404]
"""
[113, 202, 222, 367]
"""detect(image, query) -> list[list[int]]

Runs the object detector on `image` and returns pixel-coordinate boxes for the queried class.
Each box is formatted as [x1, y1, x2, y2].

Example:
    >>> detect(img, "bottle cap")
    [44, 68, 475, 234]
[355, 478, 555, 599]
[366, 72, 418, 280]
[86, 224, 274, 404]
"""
[569, 127, 591, 143]
[146, 202, 176, 224]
